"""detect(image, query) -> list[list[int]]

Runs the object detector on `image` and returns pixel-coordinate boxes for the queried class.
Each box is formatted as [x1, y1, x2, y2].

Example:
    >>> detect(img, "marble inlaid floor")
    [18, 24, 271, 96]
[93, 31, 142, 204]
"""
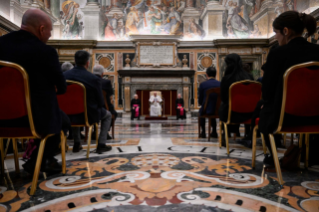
[1, 118, 319, 212]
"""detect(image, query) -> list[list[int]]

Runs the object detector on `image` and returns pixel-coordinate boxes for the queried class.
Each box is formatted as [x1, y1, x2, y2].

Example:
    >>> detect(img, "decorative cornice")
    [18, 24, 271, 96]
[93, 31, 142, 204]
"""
[213, 39, 269, 47]
[0, 15, 19, 32]
[48, 40, 97, 48]
[118, 69, 195, 77]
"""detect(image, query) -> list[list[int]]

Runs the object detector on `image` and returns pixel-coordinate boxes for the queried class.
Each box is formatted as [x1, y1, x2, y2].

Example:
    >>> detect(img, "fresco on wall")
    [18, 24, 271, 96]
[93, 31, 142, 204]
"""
[61, 1, 85, 39]
[57, 0, 315, 40]
[99, 0, 206, 40]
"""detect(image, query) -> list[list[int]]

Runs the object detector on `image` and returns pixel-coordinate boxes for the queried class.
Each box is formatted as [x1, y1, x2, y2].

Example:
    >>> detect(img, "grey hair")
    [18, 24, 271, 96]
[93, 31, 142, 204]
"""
[61, 62, 74, 72]
[93, 65, 105, 76]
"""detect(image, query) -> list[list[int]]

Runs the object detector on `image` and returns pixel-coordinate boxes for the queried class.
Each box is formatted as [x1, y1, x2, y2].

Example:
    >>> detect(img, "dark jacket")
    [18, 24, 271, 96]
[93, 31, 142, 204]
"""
[176, 98, 184, 107]
[0, 30, 67, 136]
[259, 37, 319, 134]
[199, 78, 221, 115]
[64, 66, 105, 125]
[99, 76, 116, 114]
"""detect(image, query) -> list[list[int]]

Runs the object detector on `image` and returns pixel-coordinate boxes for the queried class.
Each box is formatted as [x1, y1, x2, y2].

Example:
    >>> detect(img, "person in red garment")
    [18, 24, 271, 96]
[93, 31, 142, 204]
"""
[176, 93, 186, 120]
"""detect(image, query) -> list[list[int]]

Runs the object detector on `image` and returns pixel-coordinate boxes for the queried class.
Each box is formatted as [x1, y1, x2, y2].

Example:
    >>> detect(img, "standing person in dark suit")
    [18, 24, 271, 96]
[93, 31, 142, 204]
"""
[176, 93, 186, 120]
[219, 54, 254, 144]
[131, 94, 141, 120]
[93, 65, 117, 139]
[198, 67, 221, 138]
[0, 9, 70, 175]
[64, 51, 112, 153]
[258, 11, 319, 165]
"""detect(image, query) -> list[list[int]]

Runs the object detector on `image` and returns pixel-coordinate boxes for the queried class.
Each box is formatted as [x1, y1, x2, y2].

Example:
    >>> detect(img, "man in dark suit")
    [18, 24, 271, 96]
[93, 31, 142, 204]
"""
[198, 67, 221, 138]
[64, 51, 112, 153]
[131, 94, 141, 120]
[0, 9, 70, 175]
[93, 65, 117, 139]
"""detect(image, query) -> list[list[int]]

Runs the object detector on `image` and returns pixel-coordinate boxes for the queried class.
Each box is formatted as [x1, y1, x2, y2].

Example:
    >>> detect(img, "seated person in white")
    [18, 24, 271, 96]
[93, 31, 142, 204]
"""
[149, 92, 162, 116]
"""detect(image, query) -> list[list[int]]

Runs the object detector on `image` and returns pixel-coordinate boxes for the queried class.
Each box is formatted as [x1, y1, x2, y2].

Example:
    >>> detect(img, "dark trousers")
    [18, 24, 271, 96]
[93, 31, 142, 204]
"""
[251, 100, 281, 155]
[200, 118, 217, 134]
[30, 110, 70, 163]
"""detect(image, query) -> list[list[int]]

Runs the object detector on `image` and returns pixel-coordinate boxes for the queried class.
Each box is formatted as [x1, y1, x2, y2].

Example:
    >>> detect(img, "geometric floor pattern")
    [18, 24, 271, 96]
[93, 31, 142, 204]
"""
[1, 118, 319, 212]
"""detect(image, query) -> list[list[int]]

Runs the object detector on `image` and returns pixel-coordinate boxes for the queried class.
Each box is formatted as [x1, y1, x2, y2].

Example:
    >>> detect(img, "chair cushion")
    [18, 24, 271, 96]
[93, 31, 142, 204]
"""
[57, 84, 85, 115]
[0, 127, 33, 137]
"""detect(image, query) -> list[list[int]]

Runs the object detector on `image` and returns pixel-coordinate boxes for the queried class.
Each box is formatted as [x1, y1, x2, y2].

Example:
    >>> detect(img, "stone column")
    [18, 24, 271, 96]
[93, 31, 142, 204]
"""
[182, 0, 200, 34]
[82, 0, 101, 40]
[200, 0, 225, 39]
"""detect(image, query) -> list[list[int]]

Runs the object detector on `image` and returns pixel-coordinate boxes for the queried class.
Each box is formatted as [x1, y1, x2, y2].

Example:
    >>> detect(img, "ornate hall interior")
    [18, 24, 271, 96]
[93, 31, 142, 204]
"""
[1, 0, 319, 211]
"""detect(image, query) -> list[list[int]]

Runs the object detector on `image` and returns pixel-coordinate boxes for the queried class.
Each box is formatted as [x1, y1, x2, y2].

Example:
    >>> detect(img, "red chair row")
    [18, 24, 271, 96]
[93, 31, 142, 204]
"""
[0, 61, 99, 195]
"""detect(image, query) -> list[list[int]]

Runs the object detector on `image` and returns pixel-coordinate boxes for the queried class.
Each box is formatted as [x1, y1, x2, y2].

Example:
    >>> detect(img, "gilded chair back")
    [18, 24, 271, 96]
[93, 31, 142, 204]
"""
[57, 80, 89, 127]
[276, 61, 319, 133]
[227, 80, 262, 124]
[0, 60, 39, 138]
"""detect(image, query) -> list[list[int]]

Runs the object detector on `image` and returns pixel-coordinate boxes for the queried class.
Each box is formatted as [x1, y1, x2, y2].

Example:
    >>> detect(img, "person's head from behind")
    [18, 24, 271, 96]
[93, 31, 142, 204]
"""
[178, 93, 182, 99]
[134, 94, 138, 99]
[21, 9, 53, 43]
[61, 62, 74, 72]
[206, 66, 217, 78]
[93, 65, 104, 76]
[75, 50, 90, 69]
[224, 53, 250, 81]
[242, 63, 251, 74]
[273, 11, 316, 46]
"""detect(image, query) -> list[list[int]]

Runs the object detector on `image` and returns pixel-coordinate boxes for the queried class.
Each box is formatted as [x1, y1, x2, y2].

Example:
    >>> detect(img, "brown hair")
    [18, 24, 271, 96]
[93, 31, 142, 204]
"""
[273, 11, 316, 37]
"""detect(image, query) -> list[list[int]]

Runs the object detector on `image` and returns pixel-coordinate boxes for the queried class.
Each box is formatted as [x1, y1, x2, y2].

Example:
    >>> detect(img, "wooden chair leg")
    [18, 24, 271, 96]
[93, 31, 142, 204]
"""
[198, 117, 201, 138]
[219, 121, 223, 148]
[86, 126, 93, 159]
[305, 134, 309, 169]
[4, 138, 11, 159]
[208, 118, 211, 141]
[30, 135, 52, 196]
[283, 133, 287, 147]
[95, 123, 99, 146]
[261, 134, 267, 155]
[269, 134, 284, 187]
[12, 139, 20, 174]
[223, 123, 230, 156]
[60, 132, 66, 175]
[0, 138, 4, 177]
[252, 125, 258, 168]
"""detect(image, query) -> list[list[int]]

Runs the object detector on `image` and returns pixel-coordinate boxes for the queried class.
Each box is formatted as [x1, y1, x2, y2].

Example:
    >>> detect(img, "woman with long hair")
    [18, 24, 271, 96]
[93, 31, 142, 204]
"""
[259, 11, 319, 166]
[219, 53, 254, 122]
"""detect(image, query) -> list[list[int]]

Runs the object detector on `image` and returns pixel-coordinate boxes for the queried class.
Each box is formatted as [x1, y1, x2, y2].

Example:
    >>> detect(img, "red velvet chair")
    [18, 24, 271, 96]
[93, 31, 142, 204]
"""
[57, 80, 98, 158]
[219, 80, 262, 155]
[0, 61, 66, 195]
[198, 87, 221, 141]
[261, 62, 319, 186]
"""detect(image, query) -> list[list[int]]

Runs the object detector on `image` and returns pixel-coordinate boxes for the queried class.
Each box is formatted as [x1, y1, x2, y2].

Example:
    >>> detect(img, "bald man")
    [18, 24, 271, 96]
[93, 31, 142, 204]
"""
[0, 9, 70, 175]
